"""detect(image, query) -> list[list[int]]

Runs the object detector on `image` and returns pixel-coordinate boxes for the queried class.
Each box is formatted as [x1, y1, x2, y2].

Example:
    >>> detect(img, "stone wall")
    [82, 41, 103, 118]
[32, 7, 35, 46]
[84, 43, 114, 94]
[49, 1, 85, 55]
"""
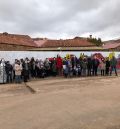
[0, 43, 36, 51]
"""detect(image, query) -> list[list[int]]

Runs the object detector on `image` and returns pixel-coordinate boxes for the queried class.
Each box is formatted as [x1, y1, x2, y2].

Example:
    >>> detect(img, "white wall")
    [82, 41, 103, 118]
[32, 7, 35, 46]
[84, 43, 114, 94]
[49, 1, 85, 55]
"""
[0, 51, 120, 63]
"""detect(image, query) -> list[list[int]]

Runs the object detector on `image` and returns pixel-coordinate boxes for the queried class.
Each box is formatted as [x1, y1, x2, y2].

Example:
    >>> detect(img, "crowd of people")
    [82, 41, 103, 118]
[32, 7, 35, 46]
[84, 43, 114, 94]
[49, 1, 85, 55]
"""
[0, 54, 118, 84]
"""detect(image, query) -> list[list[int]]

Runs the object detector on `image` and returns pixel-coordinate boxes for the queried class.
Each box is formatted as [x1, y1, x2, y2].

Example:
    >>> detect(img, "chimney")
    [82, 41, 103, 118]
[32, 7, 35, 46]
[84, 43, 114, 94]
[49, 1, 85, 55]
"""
[89, 35, 92, 39]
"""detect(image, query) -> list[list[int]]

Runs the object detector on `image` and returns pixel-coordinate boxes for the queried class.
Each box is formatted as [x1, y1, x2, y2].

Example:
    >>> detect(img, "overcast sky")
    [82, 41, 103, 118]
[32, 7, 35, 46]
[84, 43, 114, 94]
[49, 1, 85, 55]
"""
[0, 0, 119, 41]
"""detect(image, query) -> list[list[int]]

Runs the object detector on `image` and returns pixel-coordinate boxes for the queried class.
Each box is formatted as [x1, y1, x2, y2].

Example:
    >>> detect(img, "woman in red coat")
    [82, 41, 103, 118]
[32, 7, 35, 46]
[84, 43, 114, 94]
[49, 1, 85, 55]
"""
[56, 55, 63, 76]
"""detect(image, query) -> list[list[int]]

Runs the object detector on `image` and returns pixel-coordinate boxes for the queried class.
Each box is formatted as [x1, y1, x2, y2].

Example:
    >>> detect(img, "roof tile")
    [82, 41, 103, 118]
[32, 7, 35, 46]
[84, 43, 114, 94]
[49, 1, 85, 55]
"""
[40, 38, 95, 48]
[0, 33, 37, 47]
[103, 40, 120, 49]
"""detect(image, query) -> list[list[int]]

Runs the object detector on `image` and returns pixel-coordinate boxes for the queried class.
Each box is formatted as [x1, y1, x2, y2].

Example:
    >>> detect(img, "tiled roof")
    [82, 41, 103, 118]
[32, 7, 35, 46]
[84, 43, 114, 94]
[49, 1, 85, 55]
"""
[103, 40, 120, 49]
[103, 43, 120, 49]
[0, 33, 37, 47]
[33, 38, 47, 47]
[40, 38, 96, 48]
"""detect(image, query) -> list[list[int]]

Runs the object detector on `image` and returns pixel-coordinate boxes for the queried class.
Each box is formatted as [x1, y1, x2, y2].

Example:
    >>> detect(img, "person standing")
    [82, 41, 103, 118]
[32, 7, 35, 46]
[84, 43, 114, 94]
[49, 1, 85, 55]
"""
[52, 57, 57, 76]
[14, 61, 23, 84]
[105, 57, 110, 76]
[0, 58, 7, 84]
[35, 59, 40, 78]
[110, 56, 118, 76]
[63, 57, 69, 78]
[100, 59, 105, 76]
[22, 59, 29, 82]
[71, 56, 77, 69]
[5, 61, 13, 83]
[67, 58, 73, 77]
[44, 58, 51, 77]
[39, 59, 45, 78]
[82, 58, 87, 77]
[87, 57, 92, 76]
[79, 57, 83, 76]
[56, 55, 63, 76]
[30, 57, 36, 78]
[71, 56, 77, 76]
[92, 56, 100, 76]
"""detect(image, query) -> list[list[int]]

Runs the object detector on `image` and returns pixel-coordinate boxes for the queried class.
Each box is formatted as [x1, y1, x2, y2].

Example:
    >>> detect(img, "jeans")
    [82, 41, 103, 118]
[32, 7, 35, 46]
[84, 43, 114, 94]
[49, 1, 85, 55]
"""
[87, 68, 92, 76]
[106, 67, 109, 75]
[110, 66, 118, 76]
[15, 75, 21, 83]
[92, 66, 98, 76]
[101, 70, 105, 76]
[6, 74, 12, 83]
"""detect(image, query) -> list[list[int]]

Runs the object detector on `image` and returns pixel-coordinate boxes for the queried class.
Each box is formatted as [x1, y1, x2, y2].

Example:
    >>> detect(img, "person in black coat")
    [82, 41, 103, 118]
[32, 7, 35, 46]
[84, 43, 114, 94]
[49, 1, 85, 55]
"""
[92, 56, 100, 76]
[30, 57, 36, 78]
[5, 61, 13, 83]
[87, 57, 92, 76]
[71, 56, 77, 68]
[22, 59, 30, 82]
[105, 57, 110, 76]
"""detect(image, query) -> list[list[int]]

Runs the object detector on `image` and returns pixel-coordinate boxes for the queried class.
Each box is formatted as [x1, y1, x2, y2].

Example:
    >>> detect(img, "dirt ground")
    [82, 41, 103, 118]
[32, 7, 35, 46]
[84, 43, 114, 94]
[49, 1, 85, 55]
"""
[0, 76, 120, 129]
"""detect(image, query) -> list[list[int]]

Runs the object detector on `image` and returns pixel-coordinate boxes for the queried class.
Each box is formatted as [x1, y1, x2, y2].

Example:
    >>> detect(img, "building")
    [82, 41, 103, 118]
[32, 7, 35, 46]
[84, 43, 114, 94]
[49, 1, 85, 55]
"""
[32, 37, 104, 51]
[0, 32, 37, 51]
[103, 39, 120, 51]
[0, 32, 110, 51]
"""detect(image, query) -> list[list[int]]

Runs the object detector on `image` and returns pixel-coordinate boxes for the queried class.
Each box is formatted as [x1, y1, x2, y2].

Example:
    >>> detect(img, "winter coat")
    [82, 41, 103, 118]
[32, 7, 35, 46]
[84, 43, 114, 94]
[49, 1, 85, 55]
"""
[56, 57, 63, 69]
[44, 60, 50, 70]
[63, 60, 69, 74]
[82, 61, 87, 69]
[110, 58, 117, 67]
[92, 59, 100, 67]
[71, 57, 77, 68]
[87, 58, 92, 69]
[5, 63, 13, 74]
[15, 64, 22, 76]
[100, 61, 105, 70]
[52, 60, 57, 72]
